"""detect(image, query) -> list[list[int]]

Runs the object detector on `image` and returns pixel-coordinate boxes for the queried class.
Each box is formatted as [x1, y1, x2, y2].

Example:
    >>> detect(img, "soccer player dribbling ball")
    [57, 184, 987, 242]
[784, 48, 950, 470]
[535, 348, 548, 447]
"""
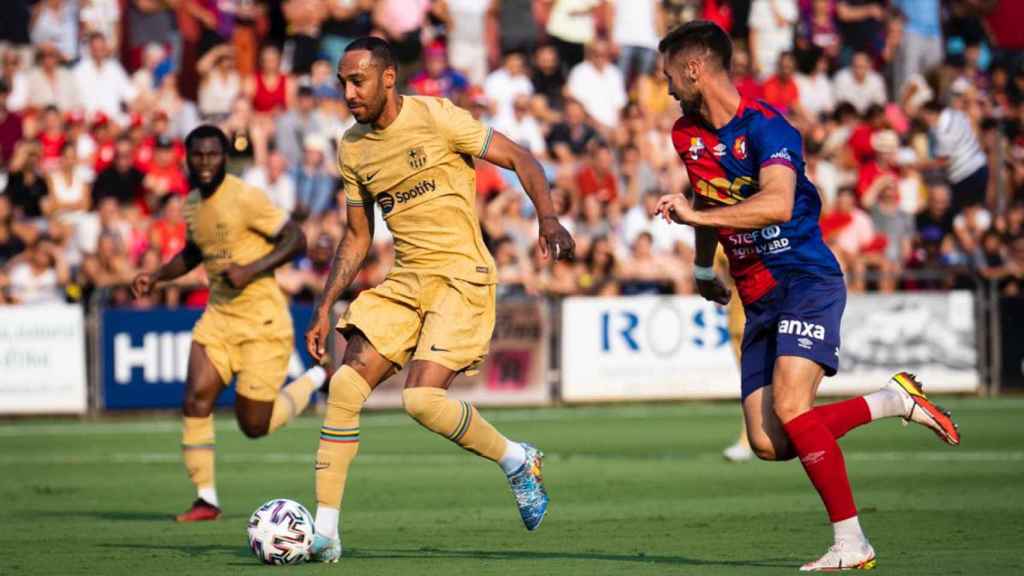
[654, 21, 960, 571]
[131, 126, 330, 522]
[304, 37, 575, 562]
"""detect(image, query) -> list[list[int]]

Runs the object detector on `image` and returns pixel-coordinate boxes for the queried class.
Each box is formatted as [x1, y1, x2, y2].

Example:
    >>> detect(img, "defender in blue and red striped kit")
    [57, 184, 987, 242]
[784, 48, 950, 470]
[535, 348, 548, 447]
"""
[654, 21, 961, 572]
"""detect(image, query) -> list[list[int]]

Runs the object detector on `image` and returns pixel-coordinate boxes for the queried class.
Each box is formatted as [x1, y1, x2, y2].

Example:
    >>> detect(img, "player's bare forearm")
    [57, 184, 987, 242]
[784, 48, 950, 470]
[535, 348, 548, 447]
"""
[691, 165, 795, 229]
[240, 220, 307, 278]
[154, 241, 203, 283]
[481, 130, 556, 219]
[315, 203, 374, 317]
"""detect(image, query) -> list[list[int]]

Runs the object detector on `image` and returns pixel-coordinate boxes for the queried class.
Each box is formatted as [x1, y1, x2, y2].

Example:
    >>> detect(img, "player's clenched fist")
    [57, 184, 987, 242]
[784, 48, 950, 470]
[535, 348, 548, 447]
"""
[131, 272, 155, 299]
[539, 216, 576, 261]
[695, 276, 732, 306]
[305, 312, 331, 362]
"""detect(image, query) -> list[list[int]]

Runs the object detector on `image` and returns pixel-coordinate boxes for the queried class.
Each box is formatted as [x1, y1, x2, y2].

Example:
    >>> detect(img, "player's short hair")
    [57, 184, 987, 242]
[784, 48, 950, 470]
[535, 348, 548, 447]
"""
[344, 36, 397, 72]
[658, 20, 732, 72]
[185, 124, 229, 153]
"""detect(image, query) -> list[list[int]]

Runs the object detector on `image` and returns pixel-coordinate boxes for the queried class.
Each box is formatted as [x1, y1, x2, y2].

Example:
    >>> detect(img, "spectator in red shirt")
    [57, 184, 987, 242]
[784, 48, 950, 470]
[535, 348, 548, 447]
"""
[0, 80, 23, 166]
[763, 52, 801, 114]
[848, 103, 887, 166]
[142, 136, 188, 213]
[575, 140, 619, 203]
[90, 114, 117, 174]
[732, 48, 764, 101]
[37, 105, 66, 172]
[149, 194, 186, 262]
[856, 129, 900, 204]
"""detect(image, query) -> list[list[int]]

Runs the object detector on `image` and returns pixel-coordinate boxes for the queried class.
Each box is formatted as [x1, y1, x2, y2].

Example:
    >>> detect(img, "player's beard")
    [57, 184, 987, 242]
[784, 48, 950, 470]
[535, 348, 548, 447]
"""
[189, 163, 227, 195]
[680, 91, 703, 118]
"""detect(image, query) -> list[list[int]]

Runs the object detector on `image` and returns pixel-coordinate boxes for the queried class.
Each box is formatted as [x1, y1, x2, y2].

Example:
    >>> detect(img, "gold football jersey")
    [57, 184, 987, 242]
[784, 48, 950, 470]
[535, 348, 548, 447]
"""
[183, 174, 289, 320]
[339, 95, 498, 284]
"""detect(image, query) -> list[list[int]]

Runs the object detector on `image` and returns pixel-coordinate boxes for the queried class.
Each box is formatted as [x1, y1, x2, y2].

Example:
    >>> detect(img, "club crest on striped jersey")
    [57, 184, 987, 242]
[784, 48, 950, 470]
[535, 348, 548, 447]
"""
[733, 136, 747, 160]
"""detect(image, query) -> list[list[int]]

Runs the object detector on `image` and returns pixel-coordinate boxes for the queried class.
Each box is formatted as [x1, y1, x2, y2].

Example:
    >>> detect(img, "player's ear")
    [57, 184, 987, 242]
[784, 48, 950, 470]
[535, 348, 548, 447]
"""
[382, 66, 396, 90]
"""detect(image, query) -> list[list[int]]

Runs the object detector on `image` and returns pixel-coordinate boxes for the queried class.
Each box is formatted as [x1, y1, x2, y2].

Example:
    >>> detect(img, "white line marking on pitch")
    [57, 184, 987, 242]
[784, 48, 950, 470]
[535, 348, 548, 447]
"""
[1, 451, 1021, 466]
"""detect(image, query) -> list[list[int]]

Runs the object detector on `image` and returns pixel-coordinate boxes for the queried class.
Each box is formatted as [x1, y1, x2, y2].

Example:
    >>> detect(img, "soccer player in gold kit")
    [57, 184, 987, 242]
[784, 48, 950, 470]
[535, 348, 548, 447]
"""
[304, 37, 575, 561]
[132, 126, 328, 522]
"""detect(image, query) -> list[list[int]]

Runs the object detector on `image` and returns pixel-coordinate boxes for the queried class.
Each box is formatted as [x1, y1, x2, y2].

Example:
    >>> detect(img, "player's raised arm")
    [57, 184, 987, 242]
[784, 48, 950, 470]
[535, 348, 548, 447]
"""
[480, 130, 576, 261]
[306, 199, 375, 361]
[131, 239, 203, 299]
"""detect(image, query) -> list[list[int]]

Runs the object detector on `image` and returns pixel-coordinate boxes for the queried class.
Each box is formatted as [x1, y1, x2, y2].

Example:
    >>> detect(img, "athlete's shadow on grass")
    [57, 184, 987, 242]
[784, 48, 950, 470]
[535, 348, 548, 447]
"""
[346, 547, 794, 569]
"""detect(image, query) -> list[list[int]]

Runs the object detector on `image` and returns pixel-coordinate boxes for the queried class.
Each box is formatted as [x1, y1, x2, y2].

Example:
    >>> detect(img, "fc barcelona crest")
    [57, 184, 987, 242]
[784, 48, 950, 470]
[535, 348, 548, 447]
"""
[407, 146, 427, 169]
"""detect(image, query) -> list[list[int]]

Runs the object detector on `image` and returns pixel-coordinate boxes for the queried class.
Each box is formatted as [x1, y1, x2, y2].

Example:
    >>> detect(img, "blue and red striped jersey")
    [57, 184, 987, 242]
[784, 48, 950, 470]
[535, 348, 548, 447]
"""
[671, 98, 842, 304]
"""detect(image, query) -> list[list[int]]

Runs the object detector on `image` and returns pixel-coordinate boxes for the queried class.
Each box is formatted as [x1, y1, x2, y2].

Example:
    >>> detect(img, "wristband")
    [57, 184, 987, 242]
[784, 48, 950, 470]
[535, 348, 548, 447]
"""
[693, 265, 716, 281]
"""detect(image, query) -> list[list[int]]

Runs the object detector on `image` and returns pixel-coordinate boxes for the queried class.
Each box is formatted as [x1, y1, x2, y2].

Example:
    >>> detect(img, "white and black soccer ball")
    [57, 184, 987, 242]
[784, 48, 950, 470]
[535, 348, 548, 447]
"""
[247, 499, 315, 565]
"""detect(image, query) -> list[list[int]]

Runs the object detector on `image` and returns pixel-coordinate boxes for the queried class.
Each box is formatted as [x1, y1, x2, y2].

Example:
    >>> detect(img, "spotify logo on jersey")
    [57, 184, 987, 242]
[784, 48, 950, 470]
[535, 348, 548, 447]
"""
[377, 193, 395, 214]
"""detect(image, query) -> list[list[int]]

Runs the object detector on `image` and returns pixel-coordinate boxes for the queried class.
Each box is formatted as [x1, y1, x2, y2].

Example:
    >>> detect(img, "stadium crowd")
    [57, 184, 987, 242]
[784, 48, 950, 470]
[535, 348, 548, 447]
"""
[1, 0, 1024, 308]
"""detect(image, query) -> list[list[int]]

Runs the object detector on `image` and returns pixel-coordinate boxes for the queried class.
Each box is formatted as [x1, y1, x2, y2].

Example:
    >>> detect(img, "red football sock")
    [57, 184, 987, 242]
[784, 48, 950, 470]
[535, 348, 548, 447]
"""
[812, 397, 871, 440]
[783, 410, 857, 523]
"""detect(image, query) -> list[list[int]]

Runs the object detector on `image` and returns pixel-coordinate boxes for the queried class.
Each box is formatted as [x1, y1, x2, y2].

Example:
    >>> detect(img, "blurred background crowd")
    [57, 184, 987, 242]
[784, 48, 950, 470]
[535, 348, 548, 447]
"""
[2, 0, 1024, 309]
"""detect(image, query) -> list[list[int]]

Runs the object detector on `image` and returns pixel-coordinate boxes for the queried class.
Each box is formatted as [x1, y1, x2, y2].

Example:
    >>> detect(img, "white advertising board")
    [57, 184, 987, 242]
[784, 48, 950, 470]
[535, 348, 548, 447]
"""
[0, 305, 88, 414]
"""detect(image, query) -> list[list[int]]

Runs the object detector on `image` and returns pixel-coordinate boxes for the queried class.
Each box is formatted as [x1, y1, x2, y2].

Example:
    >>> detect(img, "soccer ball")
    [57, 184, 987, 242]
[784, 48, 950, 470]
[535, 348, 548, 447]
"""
[246, 499, 315, 565]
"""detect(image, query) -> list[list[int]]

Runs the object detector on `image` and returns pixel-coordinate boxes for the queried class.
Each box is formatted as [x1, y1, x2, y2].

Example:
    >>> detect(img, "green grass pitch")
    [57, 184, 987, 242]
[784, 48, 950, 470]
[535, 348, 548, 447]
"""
[2, 397, 1022, 575]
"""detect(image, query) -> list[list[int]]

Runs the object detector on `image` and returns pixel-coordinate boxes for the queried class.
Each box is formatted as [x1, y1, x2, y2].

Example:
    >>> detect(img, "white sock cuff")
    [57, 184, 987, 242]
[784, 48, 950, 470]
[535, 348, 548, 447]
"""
[307, 366, 327, 388]
[197, 486, 219, 508]
[315, 506, 340, 539]
[498, 440, 528, 476]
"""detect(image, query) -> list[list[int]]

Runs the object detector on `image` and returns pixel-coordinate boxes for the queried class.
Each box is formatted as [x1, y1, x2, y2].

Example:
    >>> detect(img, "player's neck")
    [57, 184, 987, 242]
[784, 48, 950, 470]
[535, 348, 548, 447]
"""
[700, 80, 742, 130]
[373, 94, 404, 130]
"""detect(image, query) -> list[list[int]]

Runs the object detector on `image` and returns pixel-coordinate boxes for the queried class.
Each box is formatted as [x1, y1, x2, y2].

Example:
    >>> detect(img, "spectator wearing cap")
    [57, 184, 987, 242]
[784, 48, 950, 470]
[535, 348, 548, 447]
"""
[275, 83, 328, 168]
[244, 149, 297, 214]
[484, 50, 534, 122]
[292, 133, 336, 218]
[0, 80, 23, 167]
[73, 32, 136, 125]
[409, 43, 470, 101]
[92, 137, 144, 209]
[918, 99, 989, 213]
[833, 51, 887, 114]
[567, 39, 626, 132]
[890, 0, 942, 95]
[24, 43, 77, 112]
[748, 0, 798, 80]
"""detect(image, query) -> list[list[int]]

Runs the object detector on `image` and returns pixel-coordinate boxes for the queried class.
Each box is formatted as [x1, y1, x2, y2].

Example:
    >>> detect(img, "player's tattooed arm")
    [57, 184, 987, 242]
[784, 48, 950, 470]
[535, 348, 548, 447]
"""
[223, 220, 307, 289]
[480, 129, 576, 261]
[131, 240, 203, 298]
[307, 201, 374, 360]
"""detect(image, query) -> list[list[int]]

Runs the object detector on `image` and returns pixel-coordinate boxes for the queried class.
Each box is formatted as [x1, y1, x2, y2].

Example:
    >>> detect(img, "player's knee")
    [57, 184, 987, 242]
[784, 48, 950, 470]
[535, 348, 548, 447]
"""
[402, 386, 441, 424]
[239, 417, 270, 439]
[183, 393, 215, 417]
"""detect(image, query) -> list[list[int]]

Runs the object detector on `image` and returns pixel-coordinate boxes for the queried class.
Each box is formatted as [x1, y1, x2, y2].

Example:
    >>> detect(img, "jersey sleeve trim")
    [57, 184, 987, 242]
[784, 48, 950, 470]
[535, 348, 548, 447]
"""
[477, 127, 494, 158]
[761, 157, 795, 171]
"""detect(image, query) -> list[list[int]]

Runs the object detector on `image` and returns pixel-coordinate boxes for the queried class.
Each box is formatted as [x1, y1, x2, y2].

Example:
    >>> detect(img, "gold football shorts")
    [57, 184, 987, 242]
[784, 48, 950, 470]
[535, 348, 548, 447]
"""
[336, 272, 496, 374]
[192, 307, 293, 402]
